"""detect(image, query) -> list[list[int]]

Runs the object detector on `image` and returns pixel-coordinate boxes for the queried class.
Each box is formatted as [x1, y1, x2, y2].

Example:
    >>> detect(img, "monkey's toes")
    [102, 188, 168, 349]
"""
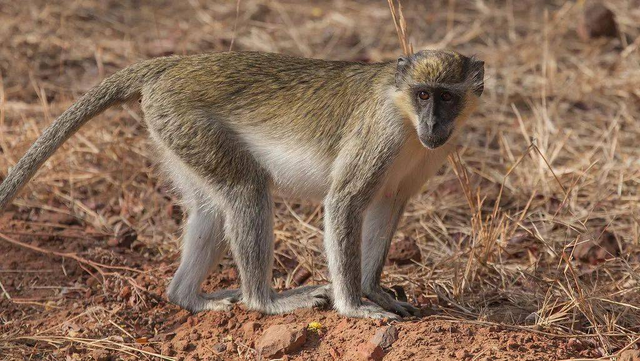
[202, 298, 235, 312]
[202, 289, 241, 302]
[365, 289, 421, 318]
[337, 301, 401, 320]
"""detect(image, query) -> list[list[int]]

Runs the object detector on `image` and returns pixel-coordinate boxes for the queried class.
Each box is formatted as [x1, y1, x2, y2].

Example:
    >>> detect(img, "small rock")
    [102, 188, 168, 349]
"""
[578, 3, 618, 41]
[161, 343, 174, 356]
[86, 277, 99, 287]
[292, 267, 312, 286]
[119, 286, 132, 299]
[242, 321, 261, 337]
[568, 337, 584, 351]
[225, 341, 235, 353]
[174, 339, 190, 352]
[369, 325, 398, 349]
[116, 226, 138, 248]
[573, 231, 621, 264]
[620, 350, 640, 361]
[227, 317, 237, 329]
[91, 349, 110, 361]
[356, 342, 384, 361]
[387, 237, 421, 265]
[153, 332, 176, 342]
[507, 338, 519, 350]
[212, 343, 227, 353]
[455, 349, 471, 360]
[504, 231, 538, 259]
[329, 347, 341, 360]
[45, 212, 80, 226]
[256, 324, 307, 359]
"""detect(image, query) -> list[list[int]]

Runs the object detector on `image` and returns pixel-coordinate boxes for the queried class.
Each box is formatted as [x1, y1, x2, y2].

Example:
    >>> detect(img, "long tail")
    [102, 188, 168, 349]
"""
[0, 56, 180, 210]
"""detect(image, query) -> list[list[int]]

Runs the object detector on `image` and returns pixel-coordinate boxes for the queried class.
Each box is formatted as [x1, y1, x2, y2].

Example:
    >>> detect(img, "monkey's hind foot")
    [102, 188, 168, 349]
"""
[337, 301, 401, 320]
[247, 285, 330, 314]
[169, 288, 241, 313]
[365, 288, 421, 318]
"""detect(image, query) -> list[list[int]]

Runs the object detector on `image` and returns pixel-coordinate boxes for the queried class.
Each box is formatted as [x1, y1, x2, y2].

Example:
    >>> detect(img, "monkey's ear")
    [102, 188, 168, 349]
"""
[395, 56, 411, 88]
[469, 58, 485, 97]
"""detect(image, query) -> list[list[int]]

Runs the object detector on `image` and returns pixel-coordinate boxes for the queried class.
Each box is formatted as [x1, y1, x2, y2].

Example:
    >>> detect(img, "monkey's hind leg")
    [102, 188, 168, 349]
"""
[221, 181, 329, 314]
[167, 202, 240, 313]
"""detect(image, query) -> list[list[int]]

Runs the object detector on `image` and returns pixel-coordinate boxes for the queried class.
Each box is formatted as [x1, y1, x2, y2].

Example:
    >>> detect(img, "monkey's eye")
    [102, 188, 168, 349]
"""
[418, 91, 430, 100]
[441, 92, 453, 101]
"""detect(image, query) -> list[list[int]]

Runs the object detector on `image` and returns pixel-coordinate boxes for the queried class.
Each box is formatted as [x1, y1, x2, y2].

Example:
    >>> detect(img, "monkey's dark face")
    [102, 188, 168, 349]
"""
[411, 86, 464, 149]
[394, 50, 484, 149]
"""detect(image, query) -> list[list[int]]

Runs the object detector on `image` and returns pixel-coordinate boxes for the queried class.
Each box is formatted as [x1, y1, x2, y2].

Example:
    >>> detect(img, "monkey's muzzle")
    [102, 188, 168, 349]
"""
[418, 128, 452, 149]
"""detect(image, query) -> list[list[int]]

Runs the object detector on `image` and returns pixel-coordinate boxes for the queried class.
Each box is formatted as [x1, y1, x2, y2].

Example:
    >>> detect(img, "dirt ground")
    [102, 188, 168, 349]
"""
[1, 0, 639, 360]
[0, 222, 587, 361]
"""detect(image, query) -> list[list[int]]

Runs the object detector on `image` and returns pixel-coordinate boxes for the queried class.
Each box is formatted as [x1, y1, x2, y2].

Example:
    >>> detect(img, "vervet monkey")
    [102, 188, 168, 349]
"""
[0, 50, 484, 319]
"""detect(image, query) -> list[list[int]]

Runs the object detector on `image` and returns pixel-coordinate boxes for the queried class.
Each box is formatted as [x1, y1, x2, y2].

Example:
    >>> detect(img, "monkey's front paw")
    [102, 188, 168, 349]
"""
[365, 289, 421, 318]
[337, 301, 401, 320]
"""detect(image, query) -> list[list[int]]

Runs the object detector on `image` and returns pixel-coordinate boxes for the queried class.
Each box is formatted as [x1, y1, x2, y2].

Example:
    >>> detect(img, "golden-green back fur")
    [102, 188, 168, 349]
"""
[145, 52, 395, 152]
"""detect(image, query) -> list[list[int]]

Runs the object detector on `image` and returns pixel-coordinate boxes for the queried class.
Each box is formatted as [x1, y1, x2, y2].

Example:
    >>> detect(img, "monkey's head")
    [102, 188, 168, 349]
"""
[392, 50, 484, 149]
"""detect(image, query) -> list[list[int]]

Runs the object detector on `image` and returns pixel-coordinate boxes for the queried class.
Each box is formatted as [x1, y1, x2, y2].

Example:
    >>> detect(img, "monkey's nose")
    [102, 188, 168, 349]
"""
[425, 119, 445, 135]
[425, 120, 437, 133]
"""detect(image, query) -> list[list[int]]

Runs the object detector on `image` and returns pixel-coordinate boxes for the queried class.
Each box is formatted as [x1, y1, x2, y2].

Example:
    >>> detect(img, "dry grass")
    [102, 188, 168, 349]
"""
[1, 0, 639, 359]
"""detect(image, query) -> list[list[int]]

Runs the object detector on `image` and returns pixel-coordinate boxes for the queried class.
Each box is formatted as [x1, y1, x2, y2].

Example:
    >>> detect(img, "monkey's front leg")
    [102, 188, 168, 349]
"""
[324, 193, 400, 320]
[361, 195, 421, 317]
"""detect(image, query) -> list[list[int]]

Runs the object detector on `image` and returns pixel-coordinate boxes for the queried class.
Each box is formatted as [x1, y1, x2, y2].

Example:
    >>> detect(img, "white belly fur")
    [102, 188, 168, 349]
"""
[240, 129, 450, 203]
[240, 132, 332, 200]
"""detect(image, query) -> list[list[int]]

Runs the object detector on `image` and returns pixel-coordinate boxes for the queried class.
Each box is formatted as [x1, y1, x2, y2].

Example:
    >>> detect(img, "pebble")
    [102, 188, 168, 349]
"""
[567, 337, 584, 351]
[256, 324, 307, 359]
[572, 231, 621, 265]
[356, 342, 384, 361]
[292, 267, 312, 286]
[91, 349, 110, 361]
[174, 339, 190, 352]
[161, 343, 174, 356]
[212, 343, 227, 353]
[242, 321, 261, 338]
[369, 325, 398, 349]
[119, 286, 132, 299]
[578, 3, 618, 41]
[455, 349, 471, 360]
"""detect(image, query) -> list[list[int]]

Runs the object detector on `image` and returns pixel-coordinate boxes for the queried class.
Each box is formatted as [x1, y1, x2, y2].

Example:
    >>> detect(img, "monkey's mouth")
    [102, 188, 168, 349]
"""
[419, 129, 453, 149]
